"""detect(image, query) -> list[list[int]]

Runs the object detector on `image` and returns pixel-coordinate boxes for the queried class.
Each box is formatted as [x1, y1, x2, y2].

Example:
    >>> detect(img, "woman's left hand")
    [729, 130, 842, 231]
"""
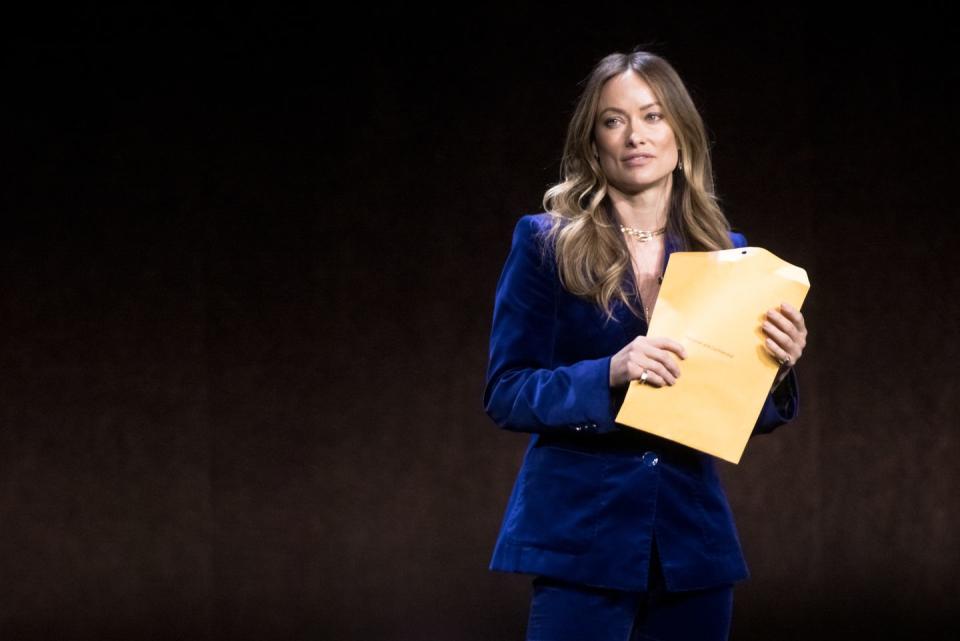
[762, 302, 807, 389]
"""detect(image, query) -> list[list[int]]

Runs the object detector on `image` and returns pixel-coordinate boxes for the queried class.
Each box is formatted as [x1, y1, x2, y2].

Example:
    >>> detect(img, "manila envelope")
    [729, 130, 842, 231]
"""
[615, 246, 810, 464]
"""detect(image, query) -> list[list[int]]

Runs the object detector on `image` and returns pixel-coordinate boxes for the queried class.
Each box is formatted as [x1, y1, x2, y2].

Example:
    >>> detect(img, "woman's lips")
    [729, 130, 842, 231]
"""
[623, 154, 654, 166]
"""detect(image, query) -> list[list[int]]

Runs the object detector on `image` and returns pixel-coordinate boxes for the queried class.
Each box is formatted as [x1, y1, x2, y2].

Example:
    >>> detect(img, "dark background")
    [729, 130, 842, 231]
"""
[3, 6, 958, 640]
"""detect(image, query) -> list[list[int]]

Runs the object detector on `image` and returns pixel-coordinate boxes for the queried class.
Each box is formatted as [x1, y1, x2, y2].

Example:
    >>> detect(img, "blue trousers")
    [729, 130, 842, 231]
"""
[525, 540, 734, 641]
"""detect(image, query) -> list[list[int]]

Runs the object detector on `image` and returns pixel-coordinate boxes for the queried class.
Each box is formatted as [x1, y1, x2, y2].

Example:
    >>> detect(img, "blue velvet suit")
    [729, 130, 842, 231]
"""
[482, 213, 800, 592]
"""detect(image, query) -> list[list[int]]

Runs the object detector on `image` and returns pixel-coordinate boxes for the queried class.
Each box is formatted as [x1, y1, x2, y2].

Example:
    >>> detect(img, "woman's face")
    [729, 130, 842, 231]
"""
[592, 71, 679, 196]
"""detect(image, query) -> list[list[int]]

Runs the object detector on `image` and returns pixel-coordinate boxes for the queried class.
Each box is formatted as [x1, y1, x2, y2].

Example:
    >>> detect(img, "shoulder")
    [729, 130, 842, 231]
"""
[503, 213, 559, 277]
[510, 213, 557, 255]
[513, 212, 554, 239]
[727, 229, 748, 248]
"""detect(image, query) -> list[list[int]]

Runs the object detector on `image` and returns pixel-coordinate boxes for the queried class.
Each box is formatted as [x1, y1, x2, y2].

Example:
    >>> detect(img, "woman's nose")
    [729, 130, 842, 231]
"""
[628, 127, 646, 145]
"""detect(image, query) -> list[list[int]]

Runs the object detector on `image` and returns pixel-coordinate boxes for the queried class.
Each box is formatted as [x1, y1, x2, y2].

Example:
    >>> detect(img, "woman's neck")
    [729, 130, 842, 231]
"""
[606, 180, 671, 230]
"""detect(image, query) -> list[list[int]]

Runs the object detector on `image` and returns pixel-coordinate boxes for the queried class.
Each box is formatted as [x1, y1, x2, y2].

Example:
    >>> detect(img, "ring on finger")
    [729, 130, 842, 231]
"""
[639, 369, 649, 384]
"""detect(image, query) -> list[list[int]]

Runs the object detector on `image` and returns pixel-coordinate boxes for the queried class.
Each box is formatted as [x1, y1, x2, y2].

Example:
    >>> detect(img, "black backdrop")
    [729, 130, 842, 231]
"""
[4, 6, 959, 640]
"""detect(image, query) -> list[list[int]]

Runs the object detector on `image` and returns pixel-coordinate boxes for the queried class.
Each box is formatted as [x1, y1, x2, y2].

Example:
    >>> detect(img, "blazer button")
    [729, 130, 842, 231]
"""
[641, 451, 659, 467]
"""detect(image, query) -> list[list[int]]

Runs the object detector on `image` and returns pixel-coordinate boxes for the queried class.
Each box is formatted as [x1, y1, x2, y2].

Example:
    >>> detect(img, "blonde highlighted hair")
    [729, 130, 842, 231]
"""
[539, 49, 734, 322]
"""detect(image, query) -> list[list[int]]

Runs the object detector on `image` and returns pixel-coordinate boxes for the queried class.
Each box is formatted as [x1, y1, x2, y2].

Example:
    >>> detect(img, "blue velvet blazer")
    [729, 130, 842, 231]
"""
[482, 213, 800, 592]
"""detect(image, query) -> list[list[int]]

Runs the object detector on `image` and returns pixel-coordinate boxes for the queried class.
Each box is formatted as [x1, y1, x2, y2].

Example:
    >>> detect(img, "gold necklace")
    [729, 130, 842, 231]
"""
[620, 224, 666, 242]
[625, 237, 665, 322]
[635, 269, 662, 322]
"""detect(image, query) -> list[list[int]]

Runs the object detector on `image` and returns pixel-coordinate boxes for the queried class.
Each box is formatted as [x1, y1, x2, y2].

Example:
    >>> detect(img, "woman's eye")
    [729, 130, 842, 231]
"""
[646, 112, 664, 122]
[604, 118, 620, 127]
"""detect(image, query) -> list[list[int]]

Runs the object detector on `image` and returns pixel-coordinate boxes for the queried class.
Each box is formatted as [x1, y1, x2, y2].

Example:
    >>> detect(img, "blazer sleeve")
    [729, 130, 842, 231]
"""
[729, 231, 801, 436]
[482, 215, 620, 436]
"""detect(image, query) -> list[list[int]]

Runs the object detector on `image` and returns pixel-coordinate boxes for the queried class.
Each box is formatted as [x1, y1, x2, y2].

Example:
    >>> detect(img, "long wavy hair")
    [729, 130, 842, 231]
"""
[540, 50, 734, 322]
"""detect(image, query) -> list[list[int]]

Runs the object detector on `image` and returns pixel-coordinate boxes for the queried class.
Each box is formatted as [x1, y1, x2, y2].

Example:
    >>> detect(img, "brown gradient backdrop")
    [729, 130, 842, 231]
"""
[3, 7, 958, 641]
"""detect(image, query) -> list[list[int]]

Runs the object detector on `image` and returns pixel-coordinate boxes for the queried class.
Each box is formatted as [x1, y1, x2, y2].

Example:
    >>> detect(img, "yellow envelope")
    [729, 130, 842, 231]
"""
[615, 246, 810, 464]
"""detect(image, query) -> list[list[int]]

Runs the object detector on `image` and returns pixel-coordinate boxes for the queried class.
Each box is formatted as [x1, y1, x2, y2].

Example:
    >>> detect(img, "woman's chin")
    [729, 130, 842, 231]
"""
[608, 175, 672, 197]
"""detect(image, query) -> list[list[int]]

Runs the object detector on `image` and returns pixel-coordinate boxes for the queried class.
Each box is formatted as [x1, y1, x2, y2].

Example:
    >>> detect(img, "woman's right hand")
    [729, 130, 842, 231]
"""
[608, 335, 688, 388]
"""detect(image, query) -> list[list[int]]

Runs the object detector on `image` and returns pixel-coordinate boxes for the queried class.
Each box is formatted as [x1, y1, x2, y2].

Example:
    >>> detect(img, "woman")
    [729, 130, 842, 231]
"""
[482, 50, 808, 641]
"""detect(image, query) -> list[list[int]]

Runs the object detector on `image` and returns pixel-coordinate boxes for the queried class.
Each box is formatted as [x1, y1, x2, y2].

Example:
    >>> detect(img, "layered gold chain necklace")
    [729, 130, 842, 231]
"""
[619, 224, 666, 242]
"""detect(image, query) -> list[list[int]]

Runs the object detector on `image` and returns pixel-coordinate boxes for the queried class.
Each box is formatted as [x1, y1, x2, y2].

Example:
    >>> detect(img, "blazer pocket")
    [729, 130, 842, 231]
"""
[506, 445, 607, 554]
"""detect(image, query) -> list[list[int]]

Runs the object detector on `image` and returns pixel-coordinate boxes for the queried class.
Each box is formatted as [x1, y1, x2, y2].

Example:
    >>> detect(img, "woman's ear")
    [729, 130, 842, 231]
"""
[591, 141, 599, 160]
